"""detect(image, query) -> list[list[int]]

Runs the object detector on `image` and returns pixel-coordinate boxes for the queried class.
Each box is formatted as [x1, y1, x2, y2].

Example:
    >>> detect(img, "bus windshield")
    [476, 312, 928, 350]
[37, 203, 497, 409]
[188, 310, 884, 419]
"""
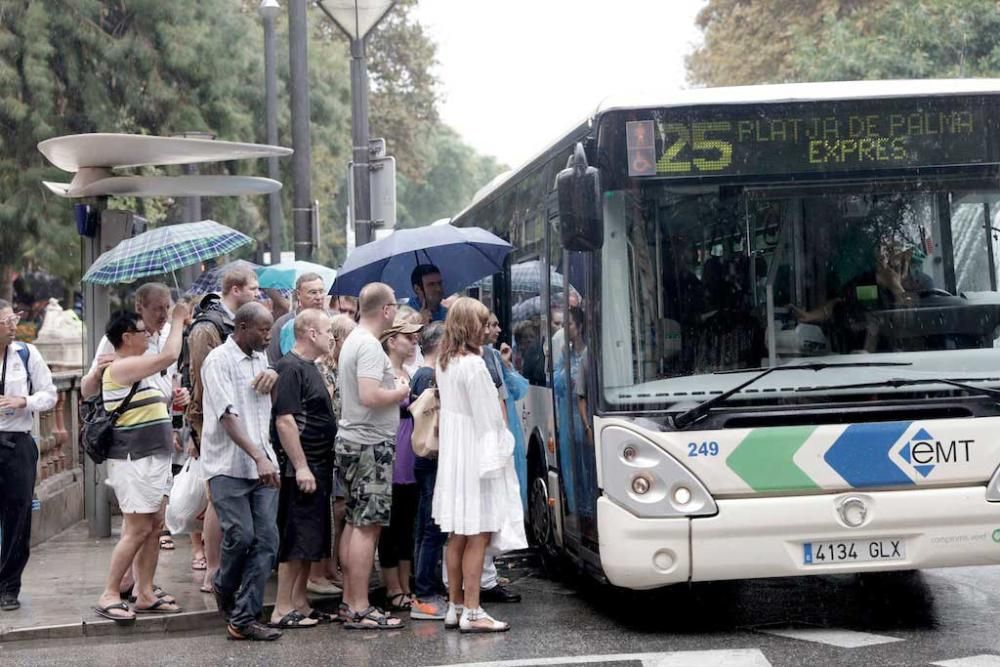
[600, 175, 1000, 408]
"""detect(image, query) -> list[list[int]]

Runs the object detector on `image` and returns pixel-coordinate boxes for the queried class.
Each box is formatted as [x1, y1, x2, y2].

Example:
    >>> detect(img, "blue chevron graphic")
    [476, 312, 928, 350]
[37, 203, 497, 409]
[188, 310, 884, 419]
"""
[824, 421, 914, 487]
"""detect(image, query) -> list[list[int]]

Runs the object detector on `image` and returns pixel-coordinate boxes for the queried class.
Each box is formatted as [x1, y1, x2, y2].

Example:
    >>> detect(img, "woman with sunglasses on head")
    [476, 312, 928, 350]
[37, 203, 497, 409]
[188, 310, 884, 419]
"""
[93, 303, 189, 624]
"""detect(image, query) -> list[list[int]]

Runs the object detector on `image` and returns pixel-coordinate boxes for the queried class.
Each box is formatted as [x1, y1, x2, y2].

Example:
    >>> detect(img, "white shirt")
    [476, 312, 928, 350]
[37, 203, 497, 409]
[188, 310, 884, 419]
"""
[89, 323, 174, 397]
[0, 342, 57, 433]
[199, 336, 275, 480]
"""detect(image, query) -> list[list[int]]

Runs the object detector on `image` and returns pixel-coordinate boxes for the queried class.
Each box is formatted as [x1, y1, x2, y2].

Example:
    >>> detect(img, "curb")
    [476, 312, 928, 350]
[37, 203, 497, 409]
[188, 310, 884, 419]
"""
[0, 607, 233, 644]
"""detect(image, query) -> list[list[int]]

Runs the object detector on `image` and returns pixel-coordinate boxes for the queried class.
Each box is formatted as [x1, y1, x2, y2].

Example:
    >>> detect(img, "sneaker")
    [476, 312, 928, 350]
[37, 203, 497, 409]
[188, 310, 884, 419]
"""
[410, 596, 448, 620]
[0, 594, 20, 612]
[227, 621, 283, 641]
[480, 583, 521, 603]
[306, 579, 343, 596]
[444, 602, 463, 629]
[459, 607, 510, 634]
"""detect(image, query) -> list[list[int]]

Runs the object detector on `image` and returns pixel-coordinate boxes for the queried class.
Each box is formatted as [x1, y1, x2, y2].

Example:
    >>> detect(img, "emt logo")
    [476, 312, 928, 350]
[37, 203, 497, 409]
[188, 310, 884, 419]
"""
[897, 428, 973, 478]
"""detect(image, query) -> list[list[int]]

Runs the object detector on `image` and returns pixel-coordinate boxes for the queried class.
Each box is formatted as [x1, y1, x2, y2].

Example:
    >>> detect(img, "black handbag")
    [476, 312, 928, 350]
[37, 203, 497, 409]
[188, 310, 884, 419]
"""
[81, 374, 141, 464]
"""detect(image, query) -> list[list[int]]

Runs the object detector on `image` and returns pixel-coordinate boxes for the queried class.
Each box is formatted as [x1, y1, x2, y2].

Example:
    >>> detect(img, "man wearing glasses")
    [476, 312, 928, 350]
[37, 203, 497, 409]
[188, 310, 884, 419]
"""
[0, 300, 57, 611]
[267, 273, 327, 366]
[335, 283, 409, 629]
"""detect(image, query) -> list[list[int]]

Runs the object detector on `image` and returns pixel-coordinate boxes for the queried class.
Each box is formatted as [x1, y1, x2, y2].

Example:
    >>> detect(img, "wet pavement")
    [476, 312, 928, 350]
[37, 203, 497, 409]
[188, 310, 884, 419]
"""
[3, 524, 1000, 666]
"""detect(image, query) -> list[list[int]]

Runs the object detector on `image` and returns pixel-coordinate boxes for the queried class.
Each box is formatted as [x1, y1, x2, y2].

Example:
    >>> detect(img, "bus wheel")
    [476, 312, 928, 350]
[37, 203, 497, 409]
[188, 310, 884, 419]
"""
[528, 470, 561, 579]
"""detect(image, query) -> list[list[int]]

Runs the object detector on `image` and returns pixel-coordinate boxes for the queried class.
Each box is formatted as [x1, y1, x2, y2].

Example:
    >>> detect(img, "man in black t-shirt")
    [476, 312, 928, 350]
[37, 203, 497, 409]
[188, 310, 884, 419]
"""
[269, 308, 338, 628]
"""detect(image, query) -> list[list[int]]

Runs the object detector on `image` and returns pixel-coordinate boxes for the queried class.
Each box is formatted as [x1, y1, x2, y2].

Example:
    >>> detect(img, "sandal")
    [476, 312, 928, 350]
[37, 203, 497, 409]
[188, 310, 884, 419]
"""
[269, 609, 318, 629]
[459, 608, 510, 634]
[307, 609, 337, 624]
[335, 602, 351, 623]
[191, 556, 207, 571]
[159, 535, 175, 550]
[134, 598, 182, 614]
[344, 606, 405, 630]
[386, 592, 412, 612]
[93, 601, 136, 625]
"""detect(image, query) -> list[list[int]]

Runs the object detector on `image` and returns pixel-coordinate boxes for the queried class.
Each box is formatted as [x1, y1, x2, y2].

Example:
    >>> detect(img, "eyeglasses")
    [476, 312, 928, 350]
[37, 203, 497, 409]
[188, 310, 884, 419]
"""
[127, 326, 150, 337]
[0, 314, 20, 327]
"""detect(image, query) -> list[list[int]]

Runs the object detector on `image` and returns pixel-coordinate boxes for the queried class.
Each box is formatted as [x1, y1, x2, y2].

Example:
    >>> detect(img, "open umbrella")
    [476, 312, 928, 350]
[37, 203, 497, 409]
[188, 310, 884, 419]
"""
[82, 220, 253, 286]
[255, 260, 337, 292]
[331, 224, 513, 297]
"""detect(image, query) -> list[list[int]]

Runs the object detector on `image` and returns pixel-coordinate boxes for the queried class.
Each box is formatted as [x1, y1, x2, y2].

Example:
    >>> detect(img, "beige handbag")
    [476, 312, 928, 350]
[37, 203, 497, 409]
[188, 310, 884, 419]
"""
[409, 385, 440, 458]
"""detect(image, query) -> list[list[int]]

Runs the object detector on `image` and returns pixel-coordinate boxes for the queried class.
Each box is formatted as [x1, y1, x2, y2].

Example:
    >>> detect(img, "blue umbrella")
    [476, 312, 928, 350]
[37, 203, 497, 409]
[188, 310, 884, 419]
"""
[82, 220, 253, 285]
[331, 224, 513, 297]
[255, 260, 337, 292]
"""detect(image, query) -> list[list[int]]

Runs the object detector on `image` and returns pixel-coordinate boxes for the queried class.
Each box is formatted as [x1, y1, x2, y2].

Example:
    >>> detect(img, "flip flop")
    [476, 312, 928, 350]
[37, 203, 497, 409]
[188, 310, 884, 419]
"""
[94, 601, 136, 625]
[159, 536, 175, 550]
[269, 609, 318, 629]
[199, 583, 214, 594]
[191, 557, 207, 571]
[134, 598, 182, 614]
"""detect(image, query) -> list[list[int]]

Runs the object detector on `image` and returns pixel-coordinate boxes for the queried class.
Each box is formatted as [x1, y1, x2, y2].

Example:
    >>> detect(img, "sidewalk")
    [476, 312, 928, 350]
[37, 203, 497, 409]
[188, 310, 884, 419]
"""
[0, 519, 306, 642]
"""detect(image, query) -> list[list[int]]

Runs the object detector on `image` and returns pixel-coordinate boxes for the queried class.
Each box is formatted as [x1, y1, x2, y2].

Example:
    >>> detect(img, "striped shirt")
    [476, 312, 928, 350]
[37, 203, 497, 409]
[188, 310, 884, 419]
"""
[200, 336, 275, 480]
[102, 371, 173, 460]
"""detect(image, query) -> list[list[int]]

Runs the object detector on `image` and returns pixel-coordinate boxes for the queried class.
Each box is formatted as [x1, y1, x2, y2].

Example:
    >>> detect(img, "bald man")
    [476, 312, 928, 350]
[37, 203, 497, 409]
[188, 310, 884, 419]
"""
[200, 302, 281, 641]
[269, 308, 338, 628]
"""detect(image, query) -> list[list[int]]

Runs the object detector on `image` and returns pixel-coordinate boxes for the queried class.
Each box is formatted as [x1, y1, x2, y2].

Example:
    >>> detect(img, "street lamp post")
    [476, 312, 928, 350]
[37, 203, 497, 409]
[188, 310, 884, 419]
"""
[316, 0, 396, 248]
[259, 0, 283, 264]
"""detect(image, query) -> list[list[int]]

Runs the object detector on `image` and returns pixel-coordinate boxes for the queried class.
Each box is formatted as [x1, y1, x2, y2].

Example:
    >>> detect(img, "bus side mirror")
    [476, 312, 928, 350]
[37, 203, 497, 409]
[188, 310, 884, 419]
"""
[557, 142, 604, 251]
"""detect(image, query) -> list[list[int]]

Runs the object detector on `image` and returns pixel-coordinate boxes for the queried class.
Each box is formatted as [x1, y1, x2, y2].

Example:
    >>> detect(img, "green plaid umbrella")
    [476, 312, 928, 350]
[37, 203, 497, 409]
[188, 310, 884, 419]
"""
[82, 220, 253, 286]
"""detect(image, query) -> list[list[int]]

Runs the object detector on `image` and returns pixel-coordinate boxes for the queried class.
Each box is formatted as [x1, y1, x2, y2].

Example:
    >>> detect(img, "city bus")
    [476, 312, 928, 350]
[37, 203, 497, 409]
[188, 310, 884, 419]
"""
[450, 79, 1000, 589]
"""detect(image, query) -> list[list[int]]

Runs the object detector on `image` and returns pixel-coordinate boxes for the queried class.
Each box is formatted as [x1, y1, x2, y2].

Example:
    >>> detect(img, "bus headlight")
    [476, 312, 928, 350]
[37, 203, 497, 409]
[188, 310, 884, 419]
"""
[987, 463, 1000, 502]
[601, 426, 718, 518]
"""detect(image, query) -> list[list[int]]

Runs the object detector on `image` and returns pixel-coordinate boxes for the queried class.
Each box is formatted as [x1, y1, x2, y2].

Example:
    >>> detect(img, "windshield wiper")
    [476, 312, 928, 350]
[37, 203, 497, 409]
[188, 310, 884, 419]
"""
[670, 362, 912, 430]
[795, 377, 1000, 400]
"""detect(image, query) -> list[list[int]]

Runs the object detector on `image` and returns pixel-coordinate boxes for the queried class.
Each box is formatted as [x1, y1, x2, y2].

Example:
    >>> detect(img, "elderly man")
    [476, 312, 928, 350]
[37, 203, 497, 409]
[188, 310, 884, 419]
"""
[0, 300, 57, 611]
[269, 308, 339, 628]
[336, 283, 409, 629]
[201, 303, 282, 641]
[267, 273, 326, 365]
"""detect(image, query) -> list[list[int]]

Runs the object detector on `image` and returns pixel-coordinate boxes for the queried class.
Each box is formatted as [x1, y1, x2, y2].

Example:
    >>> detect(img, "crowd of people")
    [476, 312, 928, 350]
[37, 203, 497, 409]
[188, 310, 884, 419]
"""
[37, 263, 529, 640]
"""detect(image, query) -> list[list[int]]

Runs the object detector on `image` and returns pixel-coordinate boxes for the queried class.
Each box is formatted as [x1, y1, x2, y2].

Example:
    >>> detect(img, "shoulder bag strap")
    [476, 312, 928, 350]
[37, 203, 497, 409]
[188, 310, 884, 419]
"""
[103, 368, 142, 423]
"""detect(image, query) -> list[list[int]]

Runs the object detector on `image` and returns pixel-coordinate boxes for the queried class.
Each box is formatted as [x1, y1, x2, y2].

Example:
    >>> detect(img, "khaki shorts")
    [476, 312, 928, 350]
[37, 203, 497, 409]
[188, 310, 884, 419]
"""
[334, 436, 394, 527]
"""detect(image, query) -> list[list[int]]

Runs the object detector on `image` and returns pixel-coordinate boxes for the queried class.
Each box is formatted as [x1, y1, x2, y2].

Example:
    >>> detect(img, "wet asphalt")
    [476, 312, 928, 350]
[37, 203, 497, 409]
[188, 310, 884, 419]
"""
[3, 556, 1000, 666]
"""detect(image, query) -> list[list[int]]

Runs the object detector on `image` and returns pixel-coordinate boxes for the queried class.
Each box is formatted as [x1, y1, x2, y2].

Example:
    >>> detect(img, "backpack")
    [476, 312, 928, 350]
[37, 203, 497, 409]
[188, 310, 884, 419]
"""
[1, 344, 33, 396]
[178, 294, 234, 390]
[81, 372, 141, 464]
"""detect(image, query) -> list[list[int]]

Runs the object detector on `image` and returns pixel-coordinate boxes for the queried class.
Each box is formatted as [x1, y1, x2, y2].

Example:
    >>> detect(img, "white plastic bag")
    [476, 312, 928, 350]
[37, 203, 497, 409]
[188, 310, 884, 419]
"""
[165, 458, 208, 535]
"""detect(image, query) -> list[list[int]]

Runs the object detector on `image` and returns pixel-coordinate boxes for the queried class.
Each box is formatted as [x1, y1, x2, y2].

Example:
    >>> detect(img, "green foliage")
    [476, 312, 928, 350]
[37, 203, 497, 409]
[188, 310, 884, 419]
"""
[688, 0, 1000, 86]
[0, 0, 501, 301]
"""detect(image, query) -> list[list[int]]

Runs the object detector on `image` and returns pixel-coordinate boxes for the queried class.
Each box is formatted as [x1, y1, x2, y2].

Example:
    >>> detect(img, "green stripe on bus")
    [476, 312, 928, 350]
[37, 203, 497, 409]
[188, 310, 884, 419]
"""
[726, 426, 819, 492]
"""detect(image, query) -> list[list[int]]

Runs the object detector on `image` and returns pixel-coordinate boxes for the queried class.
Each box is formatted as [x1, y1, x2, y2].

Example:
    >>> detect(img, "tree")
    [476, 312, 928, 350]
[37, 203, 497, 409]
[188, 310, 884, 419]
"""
[687, 0, 1000, 87]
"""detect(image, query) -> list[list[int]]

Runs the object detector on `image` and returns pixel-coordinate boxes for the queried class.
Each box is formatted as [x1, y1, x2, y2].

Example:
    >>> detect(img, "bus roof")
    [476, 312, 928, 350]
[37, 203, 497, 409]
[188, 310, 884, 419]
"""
[596, 78, 1000, 114]
[455, 79, 1000, 221]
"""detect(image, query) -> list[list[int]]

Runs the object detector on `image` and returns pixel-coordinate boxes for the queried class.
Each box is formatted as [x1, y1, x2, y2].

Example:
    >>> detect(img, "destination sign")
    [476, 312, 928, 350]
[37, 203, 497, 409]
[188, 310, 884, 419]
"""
[622, 97, 994, 178]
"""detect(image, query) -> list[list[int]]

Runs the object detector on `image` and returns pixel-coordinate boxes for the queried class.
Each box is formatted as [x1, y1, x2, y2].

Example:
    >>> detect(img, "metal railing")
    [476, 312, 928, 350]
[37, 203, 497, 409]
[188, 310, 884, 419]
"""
[32, 371, 83, 483]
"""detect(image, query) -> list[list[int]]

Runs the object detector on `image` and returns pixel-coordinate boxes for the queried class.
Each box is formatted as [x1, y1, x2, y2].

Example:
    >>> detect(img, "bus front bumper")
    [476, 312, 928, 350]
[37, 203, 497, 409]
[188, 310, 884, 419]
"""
[597, 486, 1000, 590]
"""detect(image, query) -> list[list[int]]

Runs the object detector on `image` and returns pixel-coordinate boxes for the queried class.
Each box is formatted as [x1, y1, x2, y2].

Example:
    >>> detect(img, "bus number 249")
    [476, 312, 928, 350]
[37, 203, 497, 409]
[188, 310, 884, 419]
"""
[688, 441, 720, 457]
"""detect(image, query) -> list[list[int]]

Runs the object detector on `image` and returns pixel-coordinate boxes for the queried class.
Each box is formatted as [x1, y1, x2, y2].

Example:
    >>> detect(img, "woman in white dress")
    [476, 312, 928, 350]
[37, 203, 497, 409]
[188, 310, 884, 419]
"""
[432, 297, 526, 633]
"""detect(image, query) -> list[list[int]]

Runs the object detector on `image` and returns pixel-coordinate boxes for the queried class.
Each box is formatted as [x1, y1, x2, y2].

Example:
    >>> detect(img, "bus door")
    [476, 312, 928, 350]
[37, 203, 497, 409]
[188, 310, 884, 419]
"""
[546, 195, 599, 547]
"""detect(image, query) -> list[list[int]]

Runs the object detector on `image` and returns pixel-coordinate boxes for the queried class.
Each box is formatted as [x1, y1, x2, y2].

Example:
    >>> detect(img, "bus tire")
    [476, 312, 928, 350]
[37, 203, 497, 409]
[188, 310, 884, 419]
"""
[527, 439, 562, 579]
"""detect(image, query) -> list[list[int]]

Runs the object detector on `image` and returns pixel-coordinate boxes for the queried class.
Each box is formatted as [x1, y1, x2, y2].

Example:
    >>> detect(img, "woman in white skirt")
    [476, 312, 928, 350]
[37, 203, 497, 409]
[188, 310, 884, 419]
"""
[433, 297, 526, 633]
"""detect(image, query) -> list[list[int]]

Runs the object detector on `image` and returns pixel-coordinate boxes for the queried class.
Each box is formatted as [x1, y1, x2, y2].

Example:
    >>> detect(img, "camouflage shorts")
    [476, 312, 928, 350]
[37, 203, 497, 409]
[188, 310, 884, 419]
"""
[334, 436, 394, 527]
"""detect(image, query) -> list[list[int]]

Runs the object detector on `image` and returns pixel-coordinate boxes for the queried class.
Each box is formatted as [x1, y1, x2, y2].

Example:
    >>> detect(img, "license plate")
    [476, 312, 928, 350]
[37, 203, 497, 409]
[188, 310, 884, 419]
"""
[803, 538, 906, 565]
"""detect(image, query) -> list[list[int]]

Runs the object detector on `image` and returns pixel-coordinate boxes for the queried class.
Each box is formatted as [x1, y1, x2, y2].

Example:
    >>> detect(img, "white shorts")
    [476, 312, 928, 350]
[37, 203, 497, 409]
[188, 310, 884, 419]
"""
[106, 453, 172, 514]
